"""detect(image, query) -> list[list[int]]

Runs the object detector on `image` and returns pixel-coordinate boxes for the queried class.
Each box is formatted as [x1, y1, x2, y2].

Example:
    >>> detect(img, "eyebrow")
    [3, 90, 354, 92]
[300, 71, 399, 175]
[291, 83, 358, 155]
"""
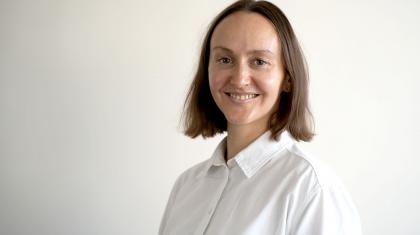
[212, 46, 275, 55]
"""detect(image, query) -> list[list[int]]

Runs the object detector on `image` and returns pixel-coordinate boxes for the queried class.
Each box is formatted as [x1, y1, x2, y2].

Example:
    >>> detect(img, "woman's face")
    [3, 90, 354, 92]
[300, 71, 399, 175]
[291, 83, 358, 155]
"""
[208, 11, 287, 129]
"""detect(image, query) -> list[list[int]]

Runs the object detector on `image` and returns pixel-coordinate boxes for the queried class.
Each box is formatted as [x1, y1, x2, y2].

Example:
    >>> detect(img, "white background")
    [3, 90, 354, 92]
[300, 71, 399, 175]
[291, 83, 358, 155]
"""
[1, 0, 419, 234]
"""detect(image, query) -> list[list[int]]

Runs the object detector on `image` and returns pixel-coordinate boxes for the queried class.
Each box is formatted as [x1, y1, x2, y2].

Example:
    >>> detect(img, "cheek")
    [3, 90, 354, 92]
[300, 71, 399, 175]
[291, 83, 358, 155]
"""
[208, 70, 226, 92]
[258, 72, 284, 96]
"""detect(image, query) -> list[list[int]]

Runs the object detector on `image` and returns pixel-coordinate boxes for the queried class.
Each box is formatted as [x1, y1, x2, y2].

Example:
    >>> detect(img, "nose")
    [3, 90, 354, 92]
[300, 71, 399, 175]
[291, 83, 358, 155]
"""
[229, 61, 251, 87]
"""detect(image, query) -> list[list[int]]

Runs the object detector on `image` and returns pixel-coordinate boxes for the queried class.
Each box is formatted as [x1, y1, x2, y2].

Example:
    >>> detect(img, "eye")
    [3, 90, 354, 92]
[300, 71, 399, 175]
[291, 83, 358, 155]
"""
[254, 58, 268, 66]
[217, 57, 232, 64]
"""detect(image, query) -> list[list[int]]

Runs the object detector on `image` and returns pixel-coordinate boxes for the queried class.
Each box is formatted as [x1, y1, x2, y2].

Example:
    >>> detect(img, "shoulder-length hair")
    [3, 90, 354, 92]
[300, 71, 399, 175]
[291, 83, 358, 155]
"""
[181, 0, 314, 141]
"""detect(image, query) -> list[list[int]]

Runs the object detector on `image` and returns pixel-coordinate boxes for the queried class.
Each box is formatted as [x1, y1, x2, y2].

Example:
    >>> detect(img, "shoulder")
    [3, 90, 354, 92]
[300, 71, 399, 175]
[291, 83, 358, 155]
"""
[173, 158, 211, 187]
[279, 142, 362, 234]
[280, 140, 348, 193]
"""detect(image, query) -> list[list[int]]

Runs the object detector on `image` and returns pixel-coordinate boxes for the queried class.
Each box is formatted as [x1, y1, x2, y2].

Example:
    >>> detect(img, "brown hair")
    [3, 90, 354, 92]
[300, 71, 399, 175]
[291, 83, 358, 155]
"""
[181, 0, 314, 141]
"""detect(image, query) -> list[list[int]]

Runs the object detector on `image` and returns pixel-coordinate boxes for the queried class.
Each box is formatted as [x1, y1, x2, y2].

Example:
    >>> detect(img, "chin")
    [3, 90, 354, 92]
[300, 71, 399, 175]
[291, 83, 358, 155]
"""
[226, 117, 254, 126]
[226, 112, 272, 128]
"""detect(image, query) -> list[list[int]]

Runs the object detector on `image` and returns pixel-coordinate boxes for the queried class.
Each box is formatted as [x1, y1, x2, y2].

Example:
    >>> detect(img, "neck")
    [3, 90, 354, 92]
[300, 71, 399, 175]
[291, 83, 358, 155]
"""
[225, 120, 269, 162]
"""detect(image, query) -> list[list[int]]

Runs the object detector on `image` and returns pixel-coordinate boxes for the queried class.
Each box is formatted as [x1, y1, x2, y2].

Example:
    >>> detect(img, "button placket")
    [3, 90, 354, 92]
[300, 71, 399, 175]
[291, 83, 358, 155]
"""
[201, 166, 230, 234]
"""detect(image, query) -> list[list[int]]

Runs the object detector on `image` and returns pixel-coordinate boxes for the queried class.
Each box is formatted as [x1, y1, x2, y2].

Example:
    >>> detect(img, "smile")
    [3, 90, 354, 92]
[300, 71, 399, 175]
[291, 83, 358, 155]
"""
[225, 92, 260, 101]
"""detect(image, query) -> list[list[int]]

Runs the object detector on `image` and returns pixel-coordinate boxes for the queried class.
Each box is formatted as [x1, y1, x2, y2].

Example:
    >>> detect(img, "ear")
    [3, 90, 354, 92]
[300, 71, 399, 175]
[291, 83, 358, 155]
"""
[282, 76, 291, 93]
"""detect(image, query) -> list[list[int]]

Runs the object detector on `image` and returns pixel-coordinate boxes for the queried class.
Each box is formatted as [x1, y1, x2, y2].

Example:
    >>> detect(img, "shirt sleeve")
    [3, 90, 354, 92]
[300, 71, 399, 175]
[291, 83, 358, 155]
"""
[158, 174, 183, 235]
[290, 185, 363, 235]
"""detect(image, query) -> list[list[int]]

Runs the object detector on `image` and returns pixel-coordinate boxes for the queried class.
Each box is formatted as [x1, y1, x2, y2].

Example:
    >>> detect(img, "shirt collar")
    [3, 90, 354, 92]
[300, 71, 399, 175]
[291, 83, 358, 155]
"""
[200, 130, 295, 179]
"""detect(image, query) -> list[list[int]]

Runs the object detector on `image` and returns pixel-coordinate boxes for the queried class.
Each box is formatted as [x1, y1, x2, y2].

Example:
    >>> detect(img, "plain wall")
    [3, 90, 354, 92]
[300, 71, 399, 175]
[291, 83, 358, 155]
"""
[1, 0, 419, 234]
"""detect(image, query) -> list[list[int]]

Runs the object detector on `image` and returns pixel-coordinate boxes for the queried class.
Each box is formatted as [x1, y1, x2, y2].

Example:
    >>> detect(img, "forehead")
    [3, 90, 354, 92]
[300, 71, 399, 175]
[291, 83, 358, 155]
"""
[210, 11, 280, 54]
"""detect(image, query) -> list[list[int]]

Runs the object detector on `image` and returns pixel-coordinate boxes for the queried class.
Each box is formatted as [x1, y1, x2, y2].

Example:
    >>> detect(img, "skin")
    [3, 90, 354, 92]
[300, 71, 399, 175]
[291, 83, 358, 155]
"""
[208, 11, 290, 162]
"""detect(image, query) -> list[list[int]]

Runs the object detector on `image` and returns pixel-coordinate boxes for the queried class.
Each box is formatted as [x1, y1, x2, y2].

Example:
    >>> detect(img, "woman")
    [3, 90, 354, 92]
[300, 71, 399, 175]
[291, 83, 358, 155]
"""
[159, 0, 362, 234]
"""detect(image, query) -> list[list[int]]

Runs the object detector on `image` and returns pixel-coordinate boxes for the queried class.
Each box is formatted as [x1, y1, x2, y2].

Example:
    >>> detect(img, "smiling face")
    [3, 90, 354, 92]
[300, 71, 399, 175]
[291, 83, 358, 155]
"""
[208, 11, 288, 131]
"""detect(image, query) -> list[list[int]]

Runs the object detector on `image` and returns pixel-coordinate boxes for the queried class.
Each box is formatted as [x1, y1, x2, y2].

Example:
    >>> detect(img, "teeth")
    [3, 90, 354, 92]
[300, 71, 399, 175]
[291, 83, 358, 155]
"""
[229, 93, 258, 100]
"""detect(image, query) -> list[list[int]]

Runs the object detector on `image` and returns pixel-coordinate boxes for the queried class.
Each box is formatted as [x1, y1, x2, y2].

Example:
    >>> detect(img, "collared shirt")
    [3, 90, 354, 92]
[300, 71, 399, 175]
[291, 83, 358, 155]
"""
[159, 131, 362, 235]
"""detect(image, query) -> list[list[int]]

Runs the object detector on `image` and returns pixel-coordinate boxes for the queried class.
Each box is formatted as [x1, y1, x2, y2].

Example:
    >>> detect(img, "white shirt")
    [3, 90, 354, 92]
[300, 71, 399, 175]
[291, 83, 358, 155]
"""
[159, 131, 362, 235]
